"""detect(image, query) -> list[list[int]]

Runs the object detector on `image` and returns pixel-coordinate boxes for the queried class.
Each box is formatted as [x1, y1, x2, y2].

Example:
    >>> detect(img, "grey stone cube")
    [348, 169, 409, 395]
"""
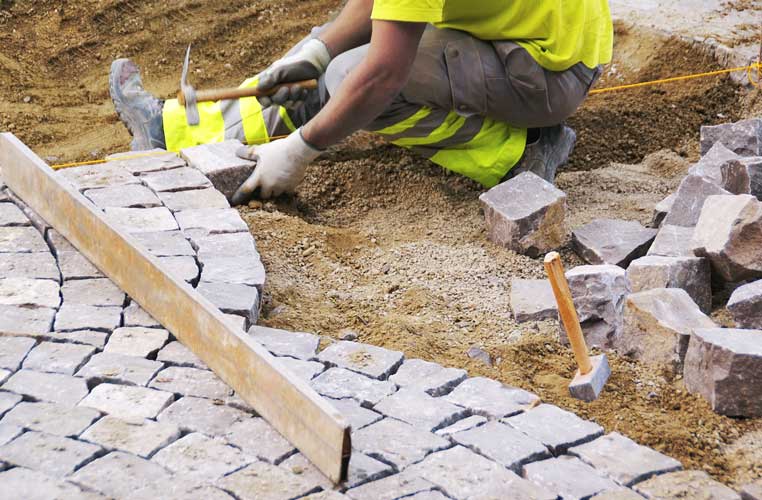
[728, 280, 762, 329]
[180, 140, 256, 201]
[572, 219, 657, 267]
[700, 118, 762, 157]
[627, 255, 712, 313]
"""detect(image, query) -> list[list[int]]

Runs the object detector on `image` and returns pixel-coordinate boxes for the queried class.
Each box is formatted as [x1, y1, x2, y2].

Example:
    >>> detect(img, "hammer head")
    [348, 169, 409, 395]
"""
[569, 354, 610, 402]
[180, 45, 200, 126]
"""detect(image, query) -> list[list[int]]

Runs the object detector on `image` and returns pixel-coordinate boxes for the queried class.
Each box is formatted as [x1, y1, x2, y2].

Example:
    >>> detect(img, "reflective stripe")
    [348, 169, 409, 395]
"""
[375, 107, 432, 136]
[163, 99, 226, 152]
[392, 111, 466, 147]
[366, 102, 427, 132]
[221, 99, 245, 142]
[278, 107, 298, 133]
[239, 77, 270, 145]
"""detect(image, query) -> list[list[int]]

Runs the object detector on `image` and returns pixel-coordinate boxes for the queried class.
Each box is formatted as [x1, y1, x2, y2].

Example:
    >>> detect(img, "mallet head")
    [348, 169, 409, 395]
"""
[569, 354, 610, 402]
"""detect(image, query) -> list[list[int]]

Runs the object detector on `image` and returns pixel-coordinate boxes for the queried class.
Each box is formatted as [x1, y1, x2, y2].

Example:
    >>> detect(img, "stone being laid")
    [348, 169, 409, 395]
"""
[692, 194, 762, 282]
[620, 288, 716, 370]
[684, 328, 762, 417]
[700, 118, 762, 157]
[510, 278, 558, 323]
[180, 140, 256, 202]
[627, 255, 712, 313]
[561, 265, 630, 350]
[727, 280, 762, 329]
[572, 219, 657, 267]
[479, 172, 566, 258]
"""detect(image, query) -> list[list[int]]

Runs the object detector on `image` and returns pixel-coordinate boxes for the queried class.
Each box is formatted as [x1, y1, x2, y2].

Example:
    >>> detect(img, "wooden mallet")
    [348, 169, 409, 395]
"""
[544, 252, 611, 402]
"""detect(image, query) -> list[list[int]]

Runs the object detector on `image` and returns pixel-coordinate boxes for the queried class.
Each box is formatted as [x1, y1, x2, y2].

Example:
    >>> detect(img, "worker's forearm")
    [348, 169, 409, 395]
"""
[319, 0, 373, 57]
[302, 62, 404, 148]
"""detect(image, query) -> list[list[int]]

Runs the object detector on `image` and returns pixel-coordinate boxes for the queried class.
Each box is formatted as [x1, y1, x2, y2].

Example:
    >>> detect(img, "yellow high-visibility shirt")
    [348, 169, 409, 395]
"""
[370, 0, 613, 72]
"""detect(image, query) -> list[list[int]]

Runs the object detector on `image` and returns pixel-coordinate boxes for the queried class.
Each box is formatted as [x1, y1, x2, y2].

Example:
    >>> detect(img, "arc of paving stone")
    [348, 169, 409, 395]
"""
[0, 137, 695, 499]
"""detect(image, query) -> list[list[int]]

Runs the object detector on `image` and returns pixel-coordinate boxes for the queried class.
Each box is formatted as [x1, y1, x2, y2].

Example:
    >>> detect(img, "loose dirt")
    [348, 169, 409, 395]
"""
[1, 0, 760, 487]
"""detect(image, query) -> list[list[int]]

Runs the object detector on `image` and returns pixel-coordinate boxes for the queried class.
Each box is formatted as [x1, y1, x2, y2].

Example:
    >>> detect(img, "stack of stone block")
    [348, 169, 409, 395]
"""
[0, 145, 721, 498]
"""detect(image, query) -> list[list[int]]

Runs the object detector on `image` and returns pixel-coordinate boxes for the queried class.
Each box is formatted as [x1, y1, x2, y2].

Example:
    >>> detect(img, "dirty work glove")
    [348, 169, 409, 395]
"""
[258, 38, 331, 109]
[232, 129, 323, 203]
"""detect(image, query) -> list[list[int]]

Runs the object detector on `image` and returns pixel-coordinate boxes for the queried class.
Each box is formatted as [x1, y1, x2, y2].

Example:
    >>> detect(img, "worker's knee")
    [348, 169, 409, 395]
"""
[324, 45, 369, 97]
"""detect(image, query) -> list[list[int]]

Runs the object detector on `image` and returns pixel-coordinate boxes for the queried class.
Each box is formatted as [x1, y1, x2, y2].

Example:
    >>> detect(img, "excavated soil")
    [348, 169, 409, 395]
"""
[1, 0, 761, 487]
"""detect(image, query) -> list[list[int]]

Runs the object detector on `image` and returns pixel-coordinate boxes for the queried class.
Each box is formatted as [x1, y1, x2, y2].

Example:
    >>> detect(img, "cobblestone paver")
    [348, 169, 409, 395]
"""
[0, 153, 695, 499]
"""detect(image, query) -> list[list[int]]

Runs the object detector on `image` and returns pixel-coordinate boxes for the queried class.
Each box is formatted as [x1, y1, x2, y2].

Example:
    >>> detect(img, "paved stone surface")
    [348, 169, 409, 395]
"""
[647, 224, 696, 257]
[3, 369, 88, 407]
[22, 341, 95, 375]
[664, 174, 732, 227]
[701, 118, 762, 157]
[158, 187, 231, 211]
[123, 301, 161, 328]
[278, 356, 325, 381]
[480, 172, 567, 257]
[328, 398, 382, 430]
[58, 163, 141, 191]
[249, 326, 320, 360]
[635, 470, 741, 499]
[131, 230, 195, 256]
[0, 466, 105, 499]
[511, 278, 558, 322]
[621, 288, 716, 370]
[693, 195, 762, 282]
[104, 207, 179, 233]
[51, 329, 109, 348]
[0, 336, 36, 370]
[0, 277, 60, 309]
[318, 340, 403, 380]
[45, 228, 76, 254]
[194, 231, 258, 260]
[105, 149, 186, 174]
[223, 416, 297, 463]
[157, 341, 205, 368]
[590, 491, 645, 500]
[0, 392, 22, 418]
[57, 251, 105, 280]
[0, 202, 30, 226]
[374, 388, 468, 431]
[149, 366, 233, 399]
[85, 184, 162, 208]
[79, 383, 174, 420]
[435, 414, 488, 437]
[181, 140, 257, 200]
[158, 255, 199, 283]
[407, 445, 556, 500]
[504, 404, 604, 454]
[311, 368, 397, 406]
[80, 415, 180, 458]
[684, 328, 762, 417]
[563, 265, 630, 350]
[105, 327, 169, 357]
[2, 401, 100, 437]
[0, 251, 59, 280]
[198, 281, 259, 323]
[524, 455, 625, 500]
[0, 369, 9, 385]
[0, 226, 48, 253]
[158, 396, 250, 436]
[728, 280, 762, 329]
[451, 420, 549, 472]
[444, 376, 539, 418]
[389, 358, 467, 396]
[71, 451, 171, 498]
[126, 482, 234, 500]
[570, 432, 682, 486]
[199, 255, 265, 288]
[175, 208, 248, 233]
[627, 255, 712, 313]
[285, 449, 392, 490]
[141, 166, 212, 192]
[0, 304, 55, 336]
[0, 423, 22, 447]
[217, 460, 319, 500]
[353, 418, 450, 470]
[345, 470, 437, 500]
[61, 278, 125, 306]
[152, 432, 252, 482]
[572, 219, 657, 267]
[0, 430, 102, 477]
[54, 304, 121, 332]
[77, 352, 164, 386]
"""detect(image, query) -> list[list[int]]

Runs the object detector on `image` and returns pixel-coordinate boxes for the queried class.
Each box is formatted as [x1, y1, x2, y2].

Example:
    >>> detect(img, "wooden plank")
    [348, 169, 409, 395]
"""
[0, 133, 351, 483]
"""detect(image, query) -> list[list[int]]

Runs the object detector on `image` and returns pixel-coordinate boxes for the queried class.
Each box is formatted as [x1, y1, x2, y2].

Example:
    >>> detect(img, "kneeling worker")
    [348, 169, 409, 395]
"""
[110, 0, 613, 203]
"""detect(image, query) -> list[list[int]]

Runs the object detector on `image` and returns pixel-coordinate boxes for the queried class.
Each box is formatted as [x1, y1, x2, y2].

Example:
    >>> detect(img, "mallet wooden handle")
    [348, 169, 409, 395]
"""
[544, 252, 593, 375]
[178, 79, 319, 105]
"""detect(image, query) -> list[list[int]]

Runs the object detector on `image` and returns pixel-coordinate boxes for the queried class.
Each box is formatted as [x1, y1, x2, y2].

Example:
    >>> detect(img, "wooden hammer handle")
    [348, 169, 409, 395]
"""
[178, 79, 319, 105]
[543, 252, 593, 375]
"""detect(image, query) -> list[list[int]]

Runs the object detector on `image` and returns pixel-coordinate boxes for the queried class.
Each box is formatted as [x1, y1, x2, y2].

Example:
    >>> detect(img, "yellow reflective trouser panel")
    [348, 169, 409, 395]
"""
[375, 106, 527, 188]
[163, 77, 270, 152]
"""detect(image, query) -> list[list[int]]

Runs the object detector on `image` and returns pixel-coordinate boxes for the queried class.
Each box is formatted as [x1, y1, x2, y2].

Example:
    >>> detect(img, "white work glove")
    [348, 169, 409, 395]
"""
[232, 129, 323, 203]
[258, 38, 332, 109]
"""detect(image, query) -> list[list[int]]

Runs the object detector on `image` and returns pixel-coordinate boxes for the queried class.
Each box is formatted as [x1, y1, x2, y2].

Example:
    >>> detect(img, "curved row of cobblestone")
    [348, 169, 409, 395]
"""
[0, 144, 742, 499]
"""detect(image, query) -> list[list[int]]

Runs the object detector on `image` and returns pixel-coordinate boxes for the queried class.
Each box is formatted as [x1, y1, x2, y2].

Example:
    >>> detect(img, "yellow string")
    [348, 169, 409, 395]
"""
[50, 61, 762, 171]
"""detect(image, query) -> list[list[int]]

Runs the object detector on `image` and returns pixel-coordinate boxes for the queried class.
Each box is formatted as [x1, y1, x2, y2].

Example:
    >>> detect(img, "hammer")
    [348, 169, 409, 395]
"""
[544, 252, 611, 402]
[178, 45, 318, 126]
